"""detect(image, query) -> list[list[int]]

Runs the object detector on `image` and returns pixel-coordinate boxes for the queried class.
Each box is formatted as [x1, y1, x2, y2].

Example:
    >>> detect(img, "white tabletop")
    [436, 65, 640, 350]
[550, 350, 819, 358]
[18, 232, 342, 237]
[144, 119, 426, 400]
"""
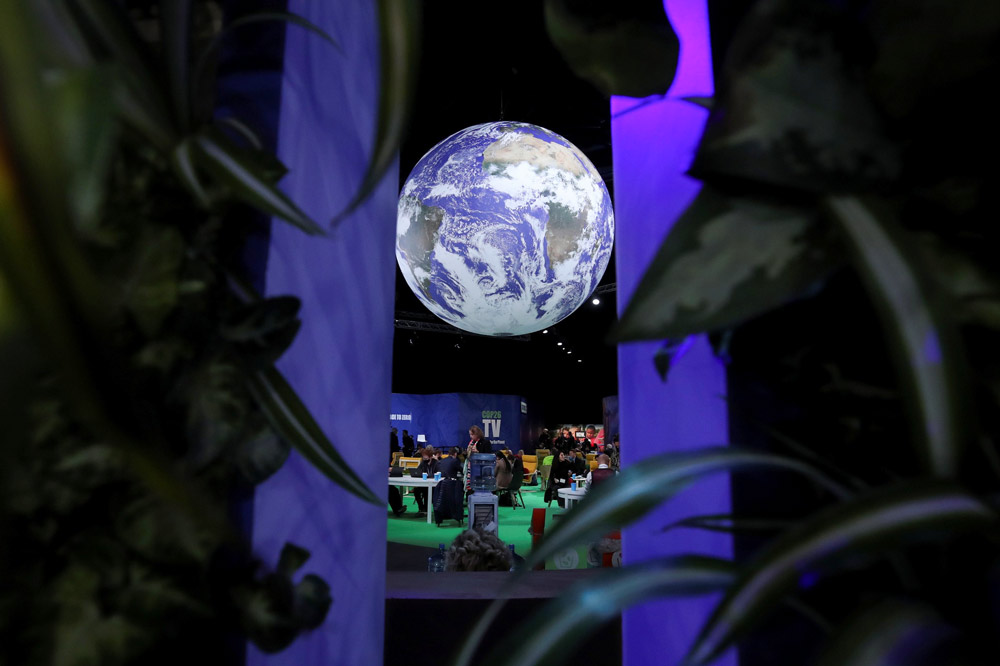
[389, 476, 442, 488]
[389, 476, 442, 523]
[557, 487, 588, 509]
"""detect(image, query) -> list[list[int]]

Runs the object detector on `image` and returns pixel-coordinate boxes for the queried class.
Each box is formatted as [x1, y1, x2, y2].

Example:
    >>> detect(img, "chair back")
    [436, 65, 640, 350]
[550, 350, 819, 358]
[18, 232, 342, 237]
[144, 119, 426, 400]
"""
[522, 455, 537, 465]
[586, 453, 597, 462]
[540, 463, 552, 480]
[391, 451, 401, 466]
[589, 460, 600, 471]
[399, 456, 421, 468]
[535, 448, 550, 460]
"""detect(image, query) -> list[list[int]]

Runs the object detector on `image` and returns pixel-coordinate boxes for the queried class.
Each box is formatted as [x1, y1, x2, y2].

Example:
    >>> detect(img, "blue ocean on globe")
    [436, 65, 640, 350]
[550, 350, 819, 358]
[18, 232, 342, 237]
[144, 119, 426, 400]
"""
[396, 121, 615, 336]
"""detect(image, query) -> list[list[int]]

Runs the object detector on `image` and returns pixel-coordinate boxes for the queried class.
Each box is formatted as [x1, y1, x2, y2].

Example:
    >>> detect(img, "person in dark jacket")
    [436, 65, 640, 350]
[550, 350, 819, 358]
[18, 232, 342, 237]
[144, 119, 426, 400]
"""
[389, 427, 400, 463]
[401, 429, 415, 457]
[553, 427, 575, 454]
[437, 446, 463, 479]
[545, 451, 574, 507]
[566, 448, 588, 477]
[413, 446, 438, 513]
[468, 425, 492, 453]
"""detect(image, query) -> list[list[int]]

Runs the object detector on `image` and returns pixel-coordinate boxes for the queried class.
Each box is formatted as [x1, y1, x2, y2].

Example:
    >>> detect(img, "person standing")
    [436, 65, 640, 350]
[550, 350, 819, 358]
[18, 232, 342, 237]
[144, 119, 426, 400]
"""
[538, 427, 551, 450]
[389, 427, 400, 463]
[402, 429, 415, 457]
[469, 425, 492, 453]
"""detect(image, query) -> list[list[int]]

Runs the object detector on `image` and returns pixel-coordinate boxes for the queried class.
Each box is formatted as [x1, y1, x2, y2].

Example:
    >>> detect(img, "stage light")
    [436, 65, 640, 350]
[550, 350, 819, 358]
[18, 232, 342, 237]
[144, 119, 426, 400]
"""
[567, 351, 572, 354]
[542, 329, 549, 334]
[592, 298, 600, 305]
[557, 342, 563, 346]
[577, 359, 582, 362]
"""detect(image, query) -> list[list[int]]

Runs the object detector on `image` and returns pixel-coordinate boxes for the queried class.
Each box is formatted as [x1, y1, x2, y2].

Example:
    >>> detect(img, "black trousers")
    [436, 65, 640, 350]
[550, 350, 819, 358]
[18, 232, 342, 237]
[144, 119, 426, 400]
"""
[388, 486, 404, 513]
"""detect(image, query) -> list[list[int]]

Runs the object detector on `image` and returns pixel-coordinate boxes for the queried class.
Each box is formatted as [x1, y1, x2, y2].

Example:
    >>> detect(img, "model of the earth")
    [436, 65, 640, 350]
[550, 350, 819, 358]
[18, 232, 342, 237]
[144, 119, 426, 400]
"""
[396, 121, 614, 336]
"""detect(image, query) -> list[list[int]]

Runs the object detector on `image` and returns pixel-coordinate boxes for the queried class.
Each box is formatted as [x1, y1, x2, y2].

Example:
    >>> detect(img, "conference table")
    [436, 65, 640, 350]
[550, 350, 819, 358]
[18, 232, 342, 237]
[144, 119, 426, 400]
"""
[557, 486, 588, 510]
[389, 476, 442, 524]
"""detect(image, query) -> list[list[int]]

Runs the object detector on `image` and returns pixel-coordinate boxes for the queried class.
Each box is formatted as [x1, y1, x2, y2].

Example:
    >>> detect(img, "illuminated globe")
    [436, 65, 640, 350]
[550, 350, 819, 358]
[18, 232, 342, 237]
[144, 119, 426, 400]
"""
[396, 121, 614, 336]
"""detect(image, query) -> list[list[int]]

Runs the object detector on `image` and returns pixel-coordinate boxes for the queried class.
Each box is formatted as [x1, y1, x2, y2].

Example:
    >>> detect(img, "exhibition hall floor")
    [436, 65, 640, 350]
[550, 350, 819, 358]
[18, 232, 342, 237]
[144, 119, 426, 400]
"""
[386, 483, 582, 569]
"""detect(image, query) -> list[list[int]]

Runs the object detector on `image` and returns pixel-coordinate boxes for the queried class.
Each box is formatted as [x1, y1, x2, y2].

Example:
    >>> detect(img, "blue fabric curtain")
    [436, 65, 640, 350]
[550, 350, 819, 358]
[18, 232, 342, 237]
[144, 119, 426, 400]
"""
[248, 1, 395, 664]
[612, 1, 737, 665]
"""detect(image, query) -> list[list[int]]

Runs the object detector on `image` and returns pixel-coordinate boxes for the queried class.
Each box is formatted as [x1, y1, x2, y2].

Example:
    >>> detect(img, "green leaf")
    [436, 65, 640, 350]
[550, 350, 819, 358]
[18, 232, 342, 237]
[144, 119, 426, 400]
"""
[192, 9, 343, 119]
[293, 574, 332, 630]
[476, 557, 735, 666]
[123, 225, 185, 336]
[690, 0, 899, 192]
[682, 96, 714, 110]
[615, 187, 839, 342]
[685, 482, 999, 666]
[245, 365, 381, 505]
[171, 137, 211, 207]
[825, 195, 970, 477]
[70, 0, 177, 148]
[221, 296, 301, 342]
[331, 0, 421, 225]
[866, 2, 1000, 123]
[543, 0, 679, 98]
[662, 513, 793, 534]
[814, 599, 958, 666]
[50, 67, 117, 236]
[191, 128, 323, 235]
[277, 542, 311, 577]
[234, 418, 290, 486]
[523, 446, 850, 572]
[159, 0, 193, 131]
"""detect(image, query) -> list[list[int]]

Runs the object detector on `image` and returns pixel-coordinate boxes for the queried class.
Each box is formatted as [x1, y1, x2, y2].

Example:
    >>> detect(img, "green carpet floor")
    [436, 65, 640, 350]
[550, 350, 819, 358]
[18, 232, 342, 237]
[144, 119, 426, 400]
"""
[387, 483, 561, 562]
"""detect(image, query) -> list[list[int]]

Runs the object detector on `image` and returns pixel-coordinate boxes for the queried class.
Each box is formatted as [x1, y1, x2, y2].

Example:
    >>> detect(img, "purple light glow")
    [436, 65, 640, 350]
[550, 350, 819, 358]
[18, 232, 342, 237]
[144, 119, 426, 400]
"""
[614, 1, 735, 666]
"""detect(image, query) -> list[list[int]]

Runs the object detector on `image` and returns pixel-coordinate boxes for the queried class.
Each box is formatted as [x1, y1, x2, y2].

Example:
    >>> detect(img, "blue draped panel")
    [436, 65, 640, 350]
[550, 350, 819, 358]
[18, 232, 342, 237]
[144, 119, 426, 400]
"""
[612, 1, 737, 665]
[248, 1, 394, 664]
[391, 392, 526, 452]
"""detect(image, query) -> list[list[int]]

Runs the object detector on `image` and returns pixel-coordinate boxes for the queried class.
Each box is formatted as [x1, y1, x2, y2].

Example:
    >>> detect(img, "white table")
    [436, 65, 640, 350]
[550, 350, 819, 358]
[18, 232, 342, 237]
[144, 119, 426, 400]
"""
[557, 487, 588, 509]
[389, 476, 442, 524]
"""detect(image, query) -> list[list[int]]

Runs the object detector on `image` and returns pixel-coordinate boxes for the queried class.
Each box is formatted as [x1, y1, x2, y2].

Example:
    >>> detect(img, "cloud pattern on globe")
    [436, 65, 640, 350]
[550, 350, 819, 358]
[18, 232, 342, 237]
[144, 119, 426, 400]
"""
[396, 122, 614, 336]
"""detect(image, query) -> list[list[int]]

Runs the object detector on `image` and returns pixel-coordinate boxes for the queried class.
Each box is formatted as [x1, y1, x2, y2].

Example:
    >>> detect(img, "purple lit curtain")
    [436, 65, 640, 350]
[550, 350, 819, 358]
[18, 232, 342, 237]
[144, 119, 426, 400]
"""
[613, 2, 736, 665]
[248, 1, 396, 664]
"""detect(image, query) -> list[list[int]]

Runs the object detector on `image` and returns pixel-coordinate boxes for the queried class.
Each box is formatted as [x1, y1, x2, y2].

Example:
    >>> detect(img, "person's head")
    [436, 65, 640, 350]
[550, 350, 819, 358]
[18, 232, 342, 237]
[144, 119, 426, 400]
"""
[403, 429, 409, 436]
[597, 454, 610, 466]
[561, 427, 572, 438]
[558, 451, 566, 461]
[391, 427, 397, 434]
[495, 450, 505, 460]
[450, 446, 461, 458]
[567, 449, 576, 459]
[586, 426, 597, 439]
[432, 448, 442, 459]
[421, 446, 433, 460]
[445, 529, 513, 572]
[469, 425, 484, 441]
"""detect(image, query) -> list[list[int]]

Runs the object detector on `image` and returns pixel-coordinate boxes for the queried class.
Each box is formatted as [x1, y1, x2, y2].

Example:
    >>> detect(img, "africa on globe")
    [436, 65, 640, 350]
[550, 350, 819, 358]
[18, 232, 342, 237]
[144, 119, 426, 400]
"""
[396, 121, 614, 337]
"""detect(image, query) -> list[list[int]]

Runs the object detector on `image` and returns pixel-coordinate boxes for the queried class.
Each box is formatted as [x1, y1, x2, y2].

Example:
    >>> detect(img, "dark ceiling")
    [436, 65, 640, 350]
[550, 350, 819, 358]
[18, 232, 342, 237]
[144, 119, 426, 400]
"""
[391, 2, 619, 424]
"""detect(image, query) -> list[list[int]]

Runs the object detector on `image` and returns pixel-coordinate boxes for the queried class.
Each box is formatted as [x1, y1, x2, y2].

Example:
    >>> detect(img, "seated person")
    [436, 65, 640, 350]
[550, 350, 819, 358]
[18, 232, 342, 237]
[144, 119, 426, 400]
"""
[566, 448, 588, 477]
[388, 466, 408, 516]
[545, 451, 574, 506]
[586, 454, 614, 487]
[494, 450, 513, 490]
[437, 446, 463, 479]
[413, 446, 438, 513]
[444, 529, 514, 572]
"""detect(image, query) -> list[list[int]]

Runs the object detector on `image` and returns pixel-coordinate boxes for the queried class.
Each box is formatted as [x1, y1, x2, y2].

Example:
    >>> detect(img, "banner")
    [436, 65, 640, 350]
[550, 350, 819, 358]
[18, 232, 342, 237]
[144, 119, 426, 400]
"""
[391, 393, 527, 452]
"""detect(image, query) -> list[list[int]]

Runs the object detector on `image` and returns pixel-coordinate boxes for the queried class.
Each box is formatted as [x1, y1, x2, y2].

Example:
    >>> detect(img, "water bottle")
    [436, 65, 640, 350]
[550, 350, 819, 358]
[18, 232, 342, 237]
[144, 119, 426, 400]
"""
[427, 543, 446, 572]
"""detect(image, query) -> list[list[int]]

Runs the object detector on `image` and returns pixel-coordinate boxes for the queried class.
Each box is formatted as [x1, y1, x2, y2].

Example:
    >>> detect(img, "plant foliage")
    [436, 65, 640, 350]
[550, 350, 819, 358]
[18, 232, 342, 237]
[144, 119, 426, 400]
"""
[0, 0, 414, 663]
[457, 0, 1000, 664]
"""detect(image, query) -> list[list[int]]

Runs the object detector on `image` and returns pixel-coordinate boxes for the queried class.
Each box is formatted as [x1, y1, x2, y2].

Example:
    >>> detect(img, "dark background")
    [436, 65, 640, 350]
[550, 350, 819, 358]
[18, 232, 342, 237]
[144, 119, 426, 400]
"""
[390, 2, 619, 426]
